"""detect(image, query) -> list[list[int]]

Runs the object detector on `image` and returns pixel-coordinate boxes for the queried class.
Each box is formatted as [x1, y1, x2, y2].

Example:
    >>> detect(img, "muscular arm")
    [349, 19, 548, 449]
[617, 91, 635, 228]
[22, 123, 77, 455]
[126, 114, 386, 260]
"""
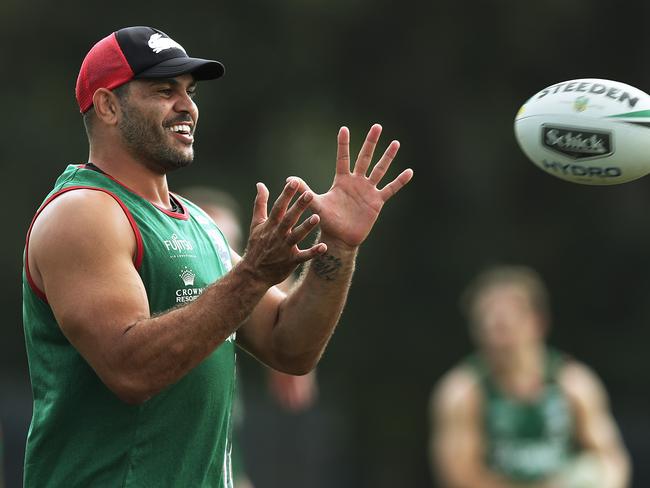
[265, 276, 318, 411]
[430, 368, 548, 488]
[234, 238, 355, 374]
[29, 189, 287, 405]
[558, 362, 631, 488]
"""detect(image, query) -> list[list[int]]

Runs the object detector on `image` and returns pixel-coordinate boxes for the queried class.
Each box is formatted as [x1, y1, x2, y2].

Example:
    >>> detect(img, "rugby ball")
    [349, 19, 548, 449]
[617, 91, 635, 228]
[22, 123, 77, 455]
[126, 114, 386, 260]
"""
[514, 78, 650, 185]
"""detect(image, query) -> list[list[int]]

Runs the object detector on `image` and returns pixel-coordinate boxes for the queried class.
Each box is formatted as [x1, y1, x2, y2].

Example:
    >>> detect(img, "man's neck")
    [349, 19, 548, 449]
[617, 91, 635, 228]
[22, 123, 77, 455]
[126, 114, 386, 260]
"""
[88, 146, 172, 209]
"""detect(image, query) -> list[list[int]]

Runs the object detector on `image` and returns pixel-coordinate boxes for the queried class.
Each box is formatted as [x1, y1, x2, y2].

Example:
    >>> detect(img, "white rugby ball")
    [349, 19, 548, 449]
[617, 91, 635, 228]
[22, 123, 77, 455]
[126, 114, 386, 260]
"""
[514, 78, 650, 185]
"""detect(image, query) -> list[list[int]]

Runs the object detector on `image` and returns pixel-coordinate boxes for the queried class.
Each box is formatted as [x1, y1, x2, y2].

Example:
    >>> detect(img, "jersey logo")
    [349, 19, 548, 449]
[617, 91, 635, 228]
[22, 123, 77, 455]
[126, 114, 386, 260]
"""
[175, 266, 204, 303]
[163, 233, 197, 259]
[164, 233, 194, 252]
[148, 33, 187, 54]
[179, 267, 196, 286]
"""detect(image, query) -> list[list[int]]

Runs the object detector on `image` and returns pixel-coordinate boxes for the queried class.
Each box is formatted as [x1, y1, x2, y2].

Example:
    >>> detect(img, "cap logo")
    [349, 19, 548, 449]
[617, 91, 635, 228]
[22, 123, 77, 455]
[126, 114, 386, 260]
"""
[148, 33, 187, 55]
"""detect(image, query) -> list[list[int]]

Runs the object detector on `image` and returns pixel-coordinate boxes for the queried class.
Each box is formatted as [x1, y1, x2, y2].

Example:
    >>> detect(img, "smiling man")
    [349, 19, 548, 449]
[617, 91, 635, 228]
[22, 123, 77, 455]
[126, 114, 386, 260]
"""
[22, 26, 413, 487]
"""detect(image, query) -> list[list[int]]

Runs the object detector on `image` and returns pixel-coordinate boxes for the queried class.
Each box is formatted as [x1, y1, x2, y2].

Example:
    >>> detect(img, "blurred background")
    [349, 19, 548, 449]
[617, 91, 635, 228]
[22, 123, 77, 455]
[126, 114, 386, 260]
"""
[2, 0, 650, 486]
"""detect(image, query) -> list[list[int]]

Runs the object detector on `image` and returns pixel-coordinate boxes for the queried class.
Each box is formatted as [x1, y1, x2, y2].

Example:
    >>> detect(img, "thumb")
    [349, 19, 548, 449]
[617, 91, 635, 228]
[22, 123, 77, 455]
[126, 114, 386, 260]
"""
[287, 176, 322, 213]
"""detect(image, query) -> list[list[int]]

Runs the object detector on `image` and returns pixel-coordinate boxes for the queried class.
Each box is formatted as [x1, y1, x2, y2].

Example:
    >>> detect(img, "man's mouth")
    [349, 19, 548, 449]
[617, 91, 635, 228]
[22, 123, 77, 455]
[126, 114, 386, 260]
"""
[165, 123, 194, 144]
[166, 123, 193, 135]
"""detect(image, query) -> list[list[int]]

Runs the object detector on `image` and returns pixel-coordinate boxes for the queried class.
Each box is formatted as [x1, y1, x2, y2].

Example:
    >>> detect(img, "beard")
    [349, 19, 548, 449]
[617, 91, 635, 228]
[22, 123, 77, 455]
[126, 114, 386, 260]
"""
[118, 103, 194, 174]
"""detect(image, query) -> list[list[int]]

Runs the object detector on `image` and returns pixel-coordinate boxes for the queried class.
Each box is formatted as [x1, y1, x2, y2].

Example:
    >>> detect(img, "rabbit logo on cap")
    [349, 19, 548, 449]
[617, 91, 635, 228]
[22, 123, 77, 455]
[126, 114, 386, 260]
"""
[148, 33, 187, 55]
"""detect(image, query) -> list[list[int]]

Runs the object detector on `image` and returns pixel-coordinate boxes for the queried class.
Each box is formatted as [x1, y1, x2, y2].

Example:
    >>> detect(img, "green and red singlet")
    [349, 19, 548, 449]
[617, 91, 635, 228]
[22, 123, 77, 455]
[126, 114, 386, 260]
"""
[23, 164, 236, 487]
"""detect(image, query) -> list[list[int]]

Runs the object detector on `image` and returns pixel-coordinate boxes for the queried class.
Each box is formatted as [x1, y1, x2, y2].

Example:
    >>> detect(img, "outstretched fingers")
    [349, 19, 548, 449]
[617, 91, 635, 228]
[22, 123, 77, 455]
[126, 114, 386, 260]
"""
[280, 190, 314, 234]
[368, 140, 400, 185]
[336, 126, 351, 174]
[379, 168, 414, 201]
[288, 214, 320, 246]
[251, 182, 269, 227]
[285, 176, 313, 196]
[268, 179, 299, 223]
[353, 124, 382, 176]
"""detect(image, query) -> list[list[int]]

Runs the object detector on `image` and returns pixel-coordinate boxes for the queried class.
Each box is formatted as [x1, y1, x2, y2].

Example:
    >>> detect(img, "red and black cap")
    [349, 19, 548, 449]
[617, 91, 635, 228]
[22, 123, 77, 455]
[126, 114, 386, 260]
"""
[75, 26, 224, 113]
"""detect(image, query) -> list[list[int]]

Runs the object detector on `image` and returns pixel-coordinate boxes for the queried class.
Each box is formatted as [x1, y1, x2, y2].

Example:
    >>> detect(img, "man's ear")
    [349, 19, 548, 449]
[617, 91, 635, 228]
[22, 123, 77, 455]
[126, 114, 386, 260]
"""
[92, 88, 121, 126]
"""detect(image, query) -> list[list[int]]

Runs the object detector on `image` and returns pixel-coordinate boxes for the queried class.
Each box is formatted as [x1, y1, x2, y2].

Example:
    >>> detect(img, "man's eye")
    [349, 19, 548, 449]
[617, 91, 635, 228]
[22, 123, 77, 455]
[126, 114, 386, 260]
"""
[187, 89, 197, 99]
[159, 88, 173, 96]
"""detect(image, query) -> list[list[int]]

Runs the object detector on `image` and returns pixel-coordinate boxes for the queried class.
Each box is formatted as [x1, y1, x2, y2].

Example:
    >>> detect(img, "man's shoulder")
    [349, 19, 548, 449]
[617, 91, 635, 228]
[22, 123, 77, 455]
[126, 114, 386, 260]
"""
[27, 185, 139, 298]
[30, 187, 136, 256]
[35, 187, 129, 224]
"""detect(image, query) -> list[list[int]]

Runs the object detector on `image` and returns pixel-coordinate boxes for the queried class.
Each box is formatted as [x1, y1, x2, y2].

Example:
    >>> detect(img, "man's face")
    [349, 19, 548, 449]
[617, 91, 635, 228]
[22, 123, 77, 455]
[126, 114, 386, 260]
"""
[471, 284, 543, 353]
[117, 74, 199, 173]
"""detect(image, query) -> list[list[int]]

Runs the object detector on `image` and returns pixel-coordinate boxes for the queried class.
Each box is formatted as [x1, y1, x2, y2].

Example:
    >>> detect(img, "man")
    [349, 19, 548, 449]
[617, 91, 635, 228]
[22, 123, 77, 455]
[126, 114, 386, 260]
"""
[22, 26, 413, 487]
[429, 266, 630, 488]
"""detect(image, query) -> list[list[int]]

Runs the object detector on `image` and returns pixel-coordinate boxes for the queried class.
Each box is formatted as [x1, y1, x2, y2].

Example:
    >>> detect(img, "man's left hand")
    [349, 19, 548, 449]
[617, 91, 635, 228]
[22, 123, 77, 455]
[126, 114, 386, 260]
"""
[293, 124, 413, 249]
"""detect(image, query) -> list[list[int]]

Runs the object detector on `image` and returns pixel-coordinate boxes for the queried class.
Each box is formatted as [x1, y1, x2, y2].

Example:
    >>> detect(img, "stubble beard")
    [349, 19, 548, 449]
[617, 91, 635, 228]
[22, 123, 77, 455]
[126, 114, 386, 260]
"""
[118, 103, 194, 174]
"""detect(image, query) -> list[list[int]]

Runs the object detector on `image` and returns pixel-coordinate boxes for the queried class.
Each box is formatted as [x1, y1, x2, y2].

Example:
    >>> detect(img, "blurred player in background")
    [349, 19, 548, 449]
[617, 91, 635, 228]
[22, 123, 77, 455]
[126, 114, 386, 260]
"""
[180, 187, 318, 487]
[429, 266, 630, 488]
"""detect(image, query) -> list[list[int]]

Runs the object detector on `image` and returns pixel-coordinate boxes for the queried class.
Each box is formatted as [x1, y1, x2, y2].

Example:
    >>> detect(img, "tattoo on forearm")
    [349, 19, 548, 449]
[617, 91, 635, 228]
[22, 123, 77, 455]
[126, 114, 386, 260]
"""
[313, 254, 342, 281]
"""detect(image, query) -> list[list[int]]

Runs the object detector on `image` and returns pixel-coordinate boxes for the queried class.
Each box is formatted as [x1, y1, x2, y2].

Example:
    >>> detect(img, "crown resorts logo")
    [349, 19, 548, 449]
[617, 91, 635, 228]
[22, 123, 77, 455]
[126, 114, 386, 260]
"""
[179, 267, 196, 286]
[176, 267, 203, 303]
[148, 33, 187, 54]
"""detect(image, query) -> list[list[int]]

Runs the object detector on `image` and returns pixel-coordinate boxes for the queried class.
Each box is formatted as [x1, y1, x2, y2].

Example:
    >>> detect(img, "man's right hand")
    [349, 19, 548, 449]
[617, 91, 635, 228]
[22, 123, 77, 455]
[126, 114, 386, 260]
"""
[241, 179, 326, 287]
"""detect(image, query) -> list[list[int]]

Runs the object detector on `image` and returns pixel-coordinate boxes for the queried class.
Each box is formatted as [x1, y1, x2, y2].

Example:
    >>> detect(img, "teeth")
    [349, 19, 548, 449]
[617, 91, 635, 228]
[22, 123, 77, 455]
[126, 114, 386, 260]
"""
[168, 124, 191, 134]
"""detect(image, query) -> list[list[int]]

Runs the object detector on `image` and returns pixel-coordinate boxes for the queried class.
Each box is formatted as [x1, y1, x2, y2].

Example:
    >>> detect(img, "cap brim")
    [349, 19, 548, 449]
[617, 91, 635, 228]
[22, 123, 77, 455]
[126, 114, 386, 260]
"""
[135, 57, 225, 80]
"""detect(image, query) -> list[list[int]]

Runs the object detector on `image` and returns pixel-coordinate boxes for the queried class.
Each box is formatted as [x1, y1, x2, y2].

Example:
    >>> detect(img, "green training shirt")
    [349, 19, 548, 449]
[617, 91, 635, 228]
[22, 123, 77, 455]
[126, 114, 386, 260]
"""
[466, 349, 576, 483]
[23, 164, 236, 487]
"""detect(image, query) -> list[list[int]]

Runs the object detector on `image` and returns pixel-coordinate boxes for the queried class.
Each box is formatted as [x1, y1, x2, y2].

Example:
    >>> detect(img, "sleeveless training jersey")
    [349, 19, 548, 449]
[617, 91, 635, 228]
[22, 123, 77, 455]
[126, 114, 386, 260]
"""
[23, 164, 236, 487]
[466, 349, 576, 482]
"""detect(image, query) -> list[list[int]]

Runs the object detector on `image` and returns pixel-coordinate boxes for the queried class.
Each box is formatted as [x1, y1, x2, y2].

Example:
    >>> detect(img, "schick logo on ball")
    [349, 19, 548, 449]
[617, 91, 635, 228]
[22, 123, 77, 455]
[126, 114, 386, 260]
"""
[541, 125, 613, 160]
